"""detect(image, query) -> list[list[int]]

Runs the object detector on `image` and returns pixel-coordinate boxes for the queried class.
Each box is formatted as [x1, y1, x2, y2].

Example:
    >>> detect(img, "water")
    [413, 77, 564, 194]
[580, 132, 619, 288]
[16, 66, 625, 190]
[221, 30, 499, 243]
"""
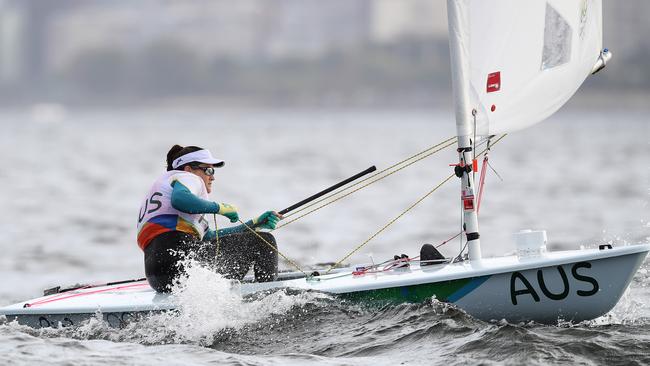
[0, 107, 649, 365]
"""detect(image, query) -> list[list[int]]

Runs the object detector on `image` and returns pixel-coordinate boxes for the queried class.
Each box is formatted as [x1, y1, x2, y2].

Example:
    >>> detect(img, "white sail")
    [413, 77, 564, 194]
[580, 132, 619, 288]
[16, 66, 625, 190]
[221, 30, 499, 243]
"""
[449, 0, 603, 136]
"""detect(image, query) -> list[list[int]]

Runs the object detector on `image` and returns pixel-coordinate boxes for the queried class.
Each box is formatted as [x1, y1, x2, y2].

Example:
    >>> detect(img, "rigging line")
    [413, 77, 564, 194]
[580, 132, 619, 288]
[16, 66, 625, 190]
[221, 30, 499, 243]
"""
[436, 231, 461, 249]
[236, 219, 308, 276]
[271, 134, 507, 276]
[473, 136, 491, 150]
[454, 240, 470, 263]
[482, 134, 507, 152]
[437, 133, 508, 250]
[487, 161, 504, 182]
[276, 139, 458, 229]
[213, 214, 220, 256]
[476, 138, 490, 215]
[283, 136, 458, 219]
[324, 173, 456, 275]
[459, 178, 464, 254]
[472, 109, 477, 182]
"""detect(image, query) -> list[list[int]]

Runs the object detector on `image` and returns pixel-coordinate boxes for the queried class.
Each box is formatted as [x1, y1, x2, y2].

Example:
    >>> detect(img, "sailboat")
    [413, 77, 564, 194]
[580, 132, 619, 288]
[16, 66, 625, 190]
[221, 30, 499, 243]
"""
[1, 0, 647, 328]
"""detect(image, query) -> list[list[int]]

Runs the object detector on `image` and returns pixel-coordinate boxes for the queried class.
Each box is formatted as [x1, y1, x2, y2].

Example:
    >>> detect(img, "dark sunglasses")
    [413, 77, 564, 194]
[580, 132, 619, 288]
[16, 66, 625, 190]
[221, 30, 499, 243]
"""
[191, 165, 216, 176]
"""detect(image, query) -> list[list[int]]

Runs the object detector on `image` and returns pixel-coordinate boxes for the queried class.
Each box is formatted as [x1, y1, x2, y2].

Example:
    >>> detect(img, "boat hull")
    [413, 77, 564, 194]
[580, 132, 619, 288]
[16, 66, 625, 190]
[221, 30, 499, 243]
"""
[1, 245, 648, 327]
[452, 251, 645, 323]
[256, 244, 650, 324]
[301, 246, 647, 323]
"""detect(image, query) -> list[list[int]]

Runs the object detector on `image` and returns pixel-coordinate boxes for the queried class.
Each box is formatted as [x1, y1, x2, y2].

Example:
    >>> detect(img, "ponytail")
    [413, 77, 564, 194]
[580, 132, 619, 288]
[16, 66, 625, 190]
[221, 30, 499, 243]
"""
[166, 144, 204, 171]
[166, 145, 184, 171]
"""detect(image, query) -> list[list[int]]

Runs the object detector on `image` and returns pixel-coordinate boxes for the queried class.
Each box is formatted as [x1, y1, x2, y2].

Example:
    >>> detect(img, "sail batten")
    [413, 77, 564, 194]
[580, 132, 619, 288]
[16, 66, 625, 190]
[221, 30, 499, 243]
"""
[452, 0, 603, 136]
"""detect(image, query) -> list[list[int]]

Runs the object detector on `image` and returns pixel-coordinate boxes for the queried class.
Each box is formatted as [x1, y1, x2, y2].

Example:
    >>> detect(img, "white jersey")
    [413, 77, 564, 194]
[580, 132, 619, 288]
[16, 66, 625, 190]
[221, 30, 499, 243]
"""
[137, 171, 210, 249]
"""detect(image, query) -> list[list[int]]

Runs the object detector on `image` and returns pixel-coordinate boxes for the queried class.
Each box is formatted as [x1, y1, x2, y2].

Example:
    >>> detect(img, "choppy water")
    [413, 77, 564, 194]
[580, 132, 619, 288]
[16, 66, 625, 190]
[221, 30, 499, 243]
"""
[0, 106, 649, 365]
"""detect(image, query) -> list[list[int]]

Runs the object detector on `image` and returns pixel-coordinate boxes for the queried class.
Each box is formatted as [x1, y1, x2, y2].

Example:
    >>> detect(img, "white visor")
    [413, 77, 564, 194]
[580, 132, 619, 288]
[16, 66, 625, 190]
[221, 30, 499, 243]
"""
[172, 149, 225, 169]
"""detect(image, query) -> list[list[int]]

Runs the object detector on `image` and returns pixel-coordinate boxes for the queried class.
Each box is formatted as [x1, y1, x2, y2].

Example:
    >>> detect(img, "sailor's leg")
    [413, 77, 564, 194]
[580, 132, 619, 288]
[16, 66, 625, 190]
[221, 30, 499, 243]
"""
[188, 239, 219, 268]
[215, 232, 278, 282]
[144, 231, 196, 292]
[250, 232, 278, 282]
[215, 233, 255, 280]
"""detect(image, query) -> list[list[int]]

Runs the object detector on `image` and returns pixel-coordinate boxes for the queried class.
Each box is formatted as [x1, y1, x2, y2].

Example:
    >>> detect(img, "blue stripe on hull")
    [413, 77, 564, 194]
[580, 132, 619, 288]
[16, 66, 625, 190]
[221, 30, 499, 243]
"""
[447, 275, 490, 302]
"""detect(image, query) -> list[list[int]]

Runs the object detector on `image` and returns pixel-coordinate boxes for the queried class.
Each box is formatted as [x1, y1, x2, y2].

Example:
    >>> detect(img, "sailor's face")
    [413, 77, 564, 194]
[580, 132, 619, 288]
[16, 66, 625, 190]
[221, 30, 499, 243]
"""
[188, 164, 215, 193]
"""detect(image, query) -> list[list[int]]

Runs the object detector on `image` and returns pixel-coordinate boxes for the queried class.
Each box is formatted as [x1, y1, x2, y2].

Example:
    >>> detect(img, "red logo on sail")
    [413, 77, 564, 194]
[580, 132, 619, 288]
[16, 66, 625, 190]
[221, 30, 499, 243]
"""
[486, 72, 501, 93]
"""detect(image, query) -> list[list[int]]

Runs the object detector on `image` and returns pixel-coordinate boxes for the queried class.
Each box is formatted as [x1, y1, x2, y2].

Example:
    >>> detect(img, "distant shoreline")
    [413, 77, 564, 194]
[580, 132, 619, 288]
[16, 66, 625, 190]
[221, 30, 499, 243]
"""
[0, 90, 648, 112]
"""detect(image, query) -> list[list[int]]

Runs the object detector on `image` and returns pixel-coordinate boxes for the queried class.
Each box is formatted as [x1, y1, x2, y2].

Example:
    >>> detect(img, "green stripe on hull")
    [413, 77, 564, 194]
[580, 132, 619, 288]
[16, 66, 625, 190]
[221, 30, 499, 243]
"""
[340, 276, 489, 304]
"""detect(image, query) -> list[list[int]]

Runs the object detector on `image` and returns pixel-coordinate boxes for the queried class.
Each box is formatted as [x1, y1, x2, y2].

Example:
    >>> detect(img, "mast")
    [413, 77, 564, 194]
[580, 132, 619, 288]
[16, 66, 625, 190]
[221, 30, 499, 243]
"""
[447, 0, 481, 261]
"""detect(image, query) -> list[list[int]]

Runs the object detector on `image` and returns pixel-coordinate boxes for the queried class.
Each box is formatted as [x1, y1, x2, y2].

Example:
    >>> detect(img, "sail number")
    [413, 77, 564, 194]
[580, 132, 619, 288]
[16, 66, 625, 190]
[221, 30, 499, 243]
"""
[36, 312, 136, 328]
[510, 261, 599, 305]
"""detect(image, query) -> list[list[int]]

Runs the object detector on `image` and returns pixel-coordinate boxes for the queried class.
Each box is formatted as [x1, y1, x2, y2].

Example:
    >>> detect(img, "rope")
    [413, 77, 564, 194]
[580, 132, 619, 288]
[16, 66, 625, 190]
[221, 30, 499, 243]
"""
[276, 138, 458, 230]
[220, 134, 505, 278]
[213, 214, 220, 256]
[436, 134, 508, 249]
[476, 146, 489, 215]
[283, 136, 457, 219]
[236, 219, 308, 277]
[326, 134, 509, 273]
[436, 232, 462, 249]
[324, 173, 456, 274]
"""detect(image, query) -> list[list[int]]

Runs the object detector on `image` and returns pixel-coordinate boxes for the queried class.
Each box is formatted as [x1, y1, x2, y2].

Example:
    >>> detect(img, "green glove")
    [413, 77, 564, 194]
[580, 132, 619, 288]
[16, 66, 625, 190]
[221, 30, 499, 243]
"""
[252, 211, 282, 230]
[217, 203, 239, 223]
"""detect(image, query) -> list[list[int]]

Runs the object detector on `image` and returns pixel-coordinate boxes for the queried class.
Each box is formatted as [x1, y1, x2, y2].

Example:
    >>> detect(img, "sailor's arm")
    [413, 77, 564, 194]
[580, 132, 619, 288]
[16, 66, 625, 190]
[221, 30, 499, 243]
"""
[170, 181, 280, 238]
[171, 181, 238, 220]
[203, 211, 282, 240]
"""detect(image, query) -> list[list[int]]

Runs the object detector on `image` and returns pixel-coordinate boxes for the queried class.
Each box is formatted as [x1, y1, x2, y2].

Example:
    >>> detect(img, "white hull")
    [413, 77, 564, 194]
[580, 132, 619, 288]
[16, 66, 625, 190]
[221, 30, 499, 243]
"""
[1, 244, 648, 327]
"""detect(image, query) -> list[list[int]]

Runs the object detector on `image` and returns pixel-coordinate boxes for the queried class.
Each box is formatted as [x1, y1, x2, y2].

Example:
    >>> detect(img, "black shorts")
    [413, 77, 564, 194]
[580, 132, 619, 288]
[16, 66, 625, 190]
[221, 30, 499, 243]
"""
[144, 231, 278, 292]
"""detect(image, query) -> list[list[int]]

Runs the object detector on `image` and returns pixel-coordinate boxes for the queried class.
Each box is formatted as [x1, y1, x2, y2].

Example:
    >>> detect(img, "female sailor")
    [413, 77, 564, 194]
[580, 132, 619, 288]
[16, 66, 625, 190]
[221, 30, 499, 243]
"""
[137, 144, 282, 292]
